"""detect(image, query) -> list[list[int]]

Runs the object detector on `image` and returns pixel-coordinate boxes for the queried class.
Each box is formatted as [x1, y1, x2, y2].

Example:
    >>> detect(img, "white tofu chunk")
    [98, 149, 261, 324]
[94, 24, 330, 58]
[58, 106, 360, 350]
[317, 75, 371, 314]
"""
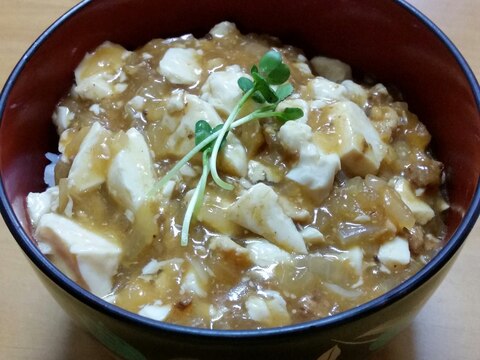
[246, 296, 270, 323]
[158, 48, 202, 85]
[180, 270, 207, 298]
[179, 164, 197, 178]
[390, 176, 435, 225]
[160, 180, 176, 201]
[339, 246, 363, 278]
[114, 83, 128, 93]
[301, 227, 325, 245]
[107, 128, 155, 211]
[35, 213, 122, 297]
[165, 94, 247, 176]
[278, 121, 340, 203]
[43, 152, 59, 188]
[209, 236, 251, 266]
[166, 89, 186, 113]
[276, 98, 309, 124]
[328, 101, 386, 176]
[73, 42, 130, 101]
[52, 106, 75, 132]
[138, 303, 172, 322]
[26, 186, 59, 227]
[286, 143, 341, 204]
[102, 294, 117, 304]
[201, 65, 246, 115]
[128, 95, 146, 111]
[74, 73, 115, 101]
[209, 21, 238, 38]
[219, 133, 248, 177]
[37, 242, 53, 254]
[245, 239, 291, 267]
[278, 121, 313, 154]
[310, 56, 352, 83]
[245, 290, 290, 327]
[141, 258, 184, 276]
[435, 196, 450, 213]
[308, 77, 347, 109]
[342, 80, 368, 107]
[278, 197, 311, 222]
[247, 160, 282, 184]
[377, 236, 411, 269]
[180, 257, 210, 298]
[68, 122, 110, 192]
[227, 183, 307, 254]
[293, 61, 313, 77]
[196, 191, 242, 236]
[165, 94, 222, 157]
[371, 83, 389, 97]
[89, 104, 104, 116]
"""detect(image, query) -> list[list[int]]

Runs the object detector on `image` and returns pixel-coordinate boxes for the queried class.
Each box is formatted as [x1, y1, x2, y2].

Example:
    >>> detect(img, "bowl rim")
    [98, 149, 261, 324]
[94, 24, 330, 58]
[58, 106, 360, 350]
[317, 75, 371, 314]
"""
[0, 0, 479, 340]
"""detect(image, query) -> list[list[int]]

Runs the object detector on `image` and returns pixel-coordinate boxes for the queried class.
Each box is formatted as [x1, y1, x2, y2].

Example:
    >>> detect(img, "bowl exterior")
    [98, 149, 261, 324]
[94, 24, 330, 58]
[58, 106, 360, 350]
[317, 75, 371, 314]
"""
[1, 0, 479, 359]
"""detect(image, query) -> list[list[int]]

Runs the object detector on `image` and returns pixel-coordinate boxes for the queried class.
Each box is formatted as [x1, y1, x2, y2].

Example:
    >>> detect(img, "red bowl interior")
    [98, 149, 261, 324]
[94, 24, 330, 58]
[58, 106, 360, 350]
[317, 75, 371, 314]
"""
[1, 0, 479, 262]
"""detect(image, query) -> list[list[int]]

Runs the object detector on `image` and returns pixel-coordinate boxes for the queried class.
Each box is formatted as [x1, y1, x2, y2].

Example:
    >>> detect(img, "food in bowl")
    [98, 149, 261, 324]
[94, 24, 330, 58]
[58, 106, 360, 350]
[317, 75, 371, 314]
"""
[26, 22, 449, 330]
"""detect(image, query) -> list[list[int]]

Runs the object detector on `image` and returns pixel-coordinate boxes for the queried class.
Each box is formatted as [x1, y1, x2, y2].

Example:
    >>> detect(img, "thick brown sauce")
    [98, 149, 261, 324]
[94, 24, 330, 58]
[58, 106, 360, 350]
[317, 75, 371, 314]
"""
[50, 23, 446, 329]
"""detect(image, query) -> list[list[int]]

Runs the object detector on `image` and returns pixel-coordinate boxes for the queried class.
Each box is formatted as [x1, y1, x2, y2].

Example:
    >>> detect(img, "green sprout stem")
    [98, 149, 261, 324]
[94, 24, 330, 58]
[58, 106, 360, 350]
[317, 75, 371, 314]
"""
[149, 107, 287, 200]
[149, 51, 304, 247]
[147, 131, 219, 198]
[209, 87, 255, 190]
[193, 151, 211, 214]
[181, 150, 211, 246]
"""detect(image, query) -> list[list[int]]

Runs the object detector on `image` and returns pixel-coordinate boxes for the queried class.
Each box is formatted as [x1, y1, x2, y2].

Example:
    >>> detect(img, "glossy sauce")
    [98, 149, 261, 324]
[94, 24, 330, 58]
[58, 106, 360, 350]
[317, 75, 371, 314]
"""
[47, 23, 447, 329]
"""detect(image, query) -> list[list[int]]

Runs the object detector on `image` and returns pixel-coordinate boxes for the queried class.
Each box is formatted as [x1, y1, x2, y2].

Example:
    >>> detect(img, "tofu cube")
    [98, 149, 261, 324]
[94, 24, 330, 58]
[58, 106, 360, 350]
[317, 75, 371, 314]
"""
[245, 290, 291, 327]
[158, 48, 202, 85]
[201, 65, 246, 115]
[35, 213, 122, 297]
[209, 236, 251, 267]
[26, 186, 59, 227]
[227, 183, 307, 254]
[377, 236, 411, 269]
[68, 122, 111, 192]
[310, 56, 352, 83]
[308, 77, 347, 109]
[164, 94, 247, 177]
[107, 128, 155, 212]
[286, 143, 341, 204]
[245, 239, 291, 267]
[276, 99, 309, 124]
[138, 303, 172, 322]
[73, 42, 130, 101]
[327, 101, 386, 176]
[390, 176, 435, 225]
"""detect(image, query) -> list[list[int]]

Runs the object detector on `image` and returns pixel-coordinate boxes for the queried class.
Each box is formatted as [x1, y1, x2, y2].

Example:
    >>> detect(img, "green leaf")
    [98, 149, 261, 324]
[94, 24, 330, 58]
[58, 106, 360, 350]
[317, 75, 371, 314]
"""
[259, 50, 282, 77]
[252, 91, 266, 104]
[266, 63, 290, 85]
[252, 72, 278, 103]
[156, 50, 303, 246]
[258, 50, 290, 85]
[238, 77, 254, 93]
[277, 107, 304, 122]
[195, 120, 213, 151]
[275, 83, 294, 101]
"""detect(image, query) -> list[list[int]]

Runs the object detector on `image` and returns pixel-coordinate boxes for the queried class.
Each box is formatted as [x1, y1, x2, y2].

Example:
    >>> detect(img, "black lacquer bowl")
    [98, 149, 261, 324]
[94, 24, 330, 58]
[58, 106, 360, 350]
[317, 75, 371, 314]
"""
[0, 1, 479, 359]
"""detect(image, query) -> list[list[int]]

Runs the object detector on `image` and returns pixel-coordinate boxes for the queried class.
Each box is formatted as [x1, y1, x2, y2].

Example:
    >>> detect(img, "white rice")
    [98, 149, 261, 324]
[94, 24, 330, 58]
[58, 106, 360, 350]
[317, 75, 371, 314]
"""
[44, 152, 60, 188]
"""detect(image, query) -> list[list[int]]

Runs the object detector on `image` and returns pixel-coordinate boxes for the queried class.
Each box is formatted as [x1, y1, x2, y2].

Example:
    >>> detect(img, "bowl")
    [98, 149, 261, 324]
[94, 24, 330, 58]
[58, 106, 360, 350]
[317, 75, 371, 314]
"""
[0, 0, 479, 359]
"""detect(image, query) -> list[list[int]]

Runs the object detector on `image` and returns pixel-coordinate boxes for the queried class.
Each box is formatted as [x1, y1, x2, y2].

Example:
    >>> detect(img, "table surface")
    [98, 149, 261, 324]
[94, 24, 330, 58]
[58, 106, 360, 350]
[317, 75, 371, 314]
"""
[0, 1, 479, 359]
